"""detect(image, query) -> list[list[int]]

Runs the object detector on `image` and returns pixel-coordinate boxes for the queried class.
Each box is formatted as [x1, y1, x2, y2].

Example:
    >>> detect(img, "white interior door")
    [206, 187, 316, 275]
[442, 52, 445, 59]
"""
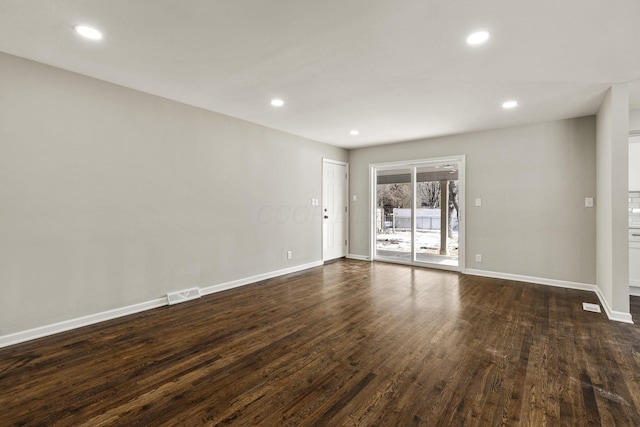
[323, 159, 348, 261]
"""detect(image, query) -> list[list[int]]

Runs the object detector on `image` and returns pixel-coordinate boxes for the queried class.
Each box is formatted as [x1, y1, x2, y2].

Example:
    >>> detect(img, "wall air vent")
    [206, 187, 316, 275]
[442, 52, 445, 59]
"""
[167, 288, 201, 305]
[582, 302, 601, 313]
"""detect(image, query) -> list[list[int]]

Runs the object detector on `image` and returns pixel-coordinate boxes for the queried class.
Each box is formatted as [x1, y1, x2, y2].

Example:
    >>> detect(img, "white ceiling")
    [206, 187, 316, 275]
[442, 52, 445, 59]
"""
[1, 0, 639, 148]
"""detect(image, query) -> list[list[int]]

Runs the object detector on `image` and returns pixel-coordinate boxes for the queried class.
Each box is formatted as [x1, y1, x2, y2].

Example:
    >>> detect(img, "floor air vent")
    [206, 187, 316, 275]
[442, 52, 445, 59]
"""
[582, 302, 601, 313]
[167, 288, 201, 305]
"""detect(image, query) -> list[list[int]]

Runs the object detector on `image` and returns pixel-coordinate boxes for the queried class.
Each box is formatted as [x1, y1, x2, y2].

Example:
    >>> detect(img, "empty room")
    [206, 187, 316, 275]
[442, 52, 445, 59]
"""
[1, 1, 640, 425]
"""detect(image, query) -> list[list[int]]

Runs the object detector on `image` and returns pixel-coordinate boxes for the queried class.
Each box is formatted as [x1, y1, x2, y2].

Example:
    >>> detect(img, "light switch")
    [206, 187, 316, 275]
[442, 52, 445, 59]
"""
[352, 195, 357, 202]
[475, 198, 482, 207]
[585, 197, 594, 208]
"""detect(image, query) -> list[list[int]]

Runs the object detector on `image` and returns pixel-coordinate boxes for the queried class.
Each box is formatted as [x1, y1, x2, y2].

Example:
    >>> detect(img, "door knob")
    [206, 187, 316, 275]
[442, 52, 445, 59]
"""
[324, 215, 329, 219]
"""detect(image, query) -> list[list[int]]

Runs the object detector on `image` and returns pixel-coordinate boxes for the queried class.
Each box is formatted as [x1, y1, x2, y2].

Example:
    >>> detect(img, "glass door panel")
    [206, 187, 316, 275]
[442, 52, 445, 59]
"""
[414, 165, 459, 267]
[375, 168, 412, 261]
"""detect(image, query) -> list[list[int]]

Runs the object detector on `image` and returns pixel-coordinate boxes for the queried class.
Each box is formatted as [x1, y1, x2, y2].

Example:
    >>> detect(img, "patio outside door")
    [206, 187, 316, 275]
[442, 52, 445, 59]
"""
[372, 157, 464, 271]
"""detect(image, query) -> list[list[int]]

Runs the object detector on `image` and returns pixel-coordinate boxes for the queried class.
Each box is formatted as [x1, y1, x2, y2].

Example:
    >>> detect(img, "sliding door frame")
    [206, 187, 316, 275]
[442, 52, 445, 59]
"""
[369, 155, 466, 272]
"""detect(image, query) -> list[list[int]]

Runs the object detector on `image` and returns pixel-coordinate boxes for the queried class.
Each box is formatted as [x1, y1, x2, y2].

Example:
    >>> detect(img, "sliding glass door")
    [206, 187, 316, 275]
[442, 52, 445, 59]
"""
[372, 157, 464, 271]
[375, 167, 413, 261]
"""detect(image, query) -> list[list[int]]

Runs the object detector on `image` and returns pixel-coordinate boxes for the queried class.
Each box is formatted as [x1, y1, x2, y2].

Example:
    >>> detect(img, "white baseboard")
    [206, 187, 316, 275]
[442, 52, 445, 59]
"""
[346, 254, 371, 261]
[465, 269, 634, 324]
[631, 286, 640, 297]
[465, 269, 597, 292]
[0, 261, 323, 349]
[593, 287, 634, 323]
[0, 298, 167, 349]
[200, 261, 323, 296]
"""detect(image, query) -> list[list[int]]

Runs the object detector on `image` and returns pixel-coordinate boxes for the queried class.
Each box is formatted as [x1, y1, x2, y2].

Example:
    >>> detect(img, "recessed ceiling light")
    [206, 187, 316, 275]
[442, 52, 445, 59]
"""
[270, 99, 284, 107]
[502, 100, 518, 109]
[350, 130, 359, 136]
[74, 25, 103, 40]
[466, 31, 490, 45]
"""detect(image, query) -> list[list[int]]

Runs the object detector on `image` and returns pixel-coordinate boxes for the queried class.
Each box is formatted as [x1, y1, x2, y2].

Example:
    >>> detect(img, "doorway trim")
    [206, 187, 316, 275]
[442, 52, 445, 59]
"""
[322, 158, 349, 261]
[369, 155, 465, 272]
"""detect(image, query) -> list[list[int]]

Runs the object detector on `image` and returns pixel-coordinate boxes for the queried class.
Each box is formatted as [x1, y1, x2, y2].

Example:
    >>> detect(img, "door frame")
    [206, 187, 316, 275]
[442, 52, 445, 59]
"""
[369, 155, 466, 272]
[322, 158, 349, 261]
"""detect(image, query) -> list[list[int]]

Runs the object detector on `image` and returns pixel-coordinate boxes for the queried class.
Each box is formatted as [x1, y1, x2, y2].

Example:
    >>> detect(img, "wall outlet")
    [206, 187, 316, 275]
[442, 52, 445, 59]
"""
[475, 198, 482, 207]
[475, 254, 482, 263]
[585, 197, 594, 208]
[287, 251, 292, 259]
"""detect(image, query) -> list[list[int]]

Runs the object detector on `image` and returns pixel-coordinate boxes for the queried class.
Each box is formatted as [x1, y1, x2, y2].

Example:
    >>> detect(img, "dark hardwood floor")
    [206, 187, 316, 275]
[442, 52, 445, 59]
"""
[1, 260, 640, 426]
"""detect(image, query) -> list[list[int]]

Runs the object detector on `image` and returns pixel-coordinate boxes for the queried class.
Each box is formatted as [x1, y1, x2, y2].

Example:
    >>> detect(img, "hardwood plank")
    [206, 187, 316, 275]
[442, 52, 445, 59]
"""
[1, 259, 639, 426]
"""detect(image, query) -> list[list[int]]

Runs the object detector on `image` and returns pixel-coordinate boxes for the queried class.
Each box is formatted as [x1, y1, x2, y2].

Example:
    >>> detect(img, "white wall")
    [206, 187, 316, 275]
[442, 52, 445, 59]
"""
[595, 84, 630, 321]
[349, 117, 597, 285]
[0, 52, 347, 337]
